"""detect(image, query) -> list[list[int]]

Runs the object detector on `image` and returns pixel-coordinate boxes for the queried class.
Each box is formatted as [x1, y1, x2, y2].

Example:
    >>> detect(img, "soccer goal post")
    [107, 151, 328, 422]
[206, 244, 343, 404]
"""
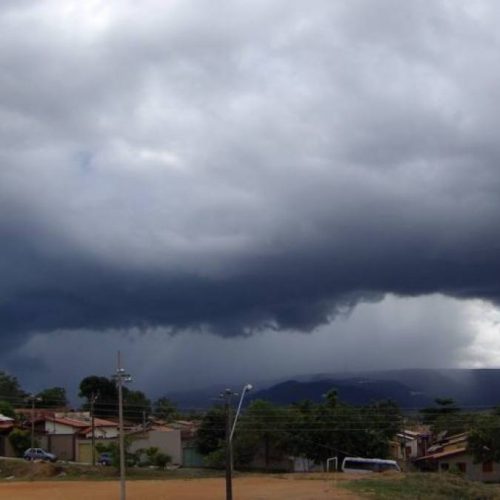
[326, 457, 338, 472]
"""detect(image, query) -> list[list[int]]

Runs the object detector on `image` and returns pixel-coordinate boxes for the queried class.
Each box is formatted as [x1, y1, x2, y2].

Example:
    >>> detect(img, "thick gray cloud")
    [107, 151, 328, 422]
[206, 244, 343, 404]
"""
[5, 294, 495, 399]
[2, 0, 500, 349]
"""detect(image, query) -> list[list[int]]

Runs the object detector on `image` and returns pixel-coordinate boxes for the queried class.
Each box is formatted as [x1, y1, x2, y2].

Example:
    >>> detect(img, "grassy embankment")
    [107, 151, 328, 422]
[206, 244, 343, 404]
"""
[344, 472, 500, 499]
[0, 458, 222, 481]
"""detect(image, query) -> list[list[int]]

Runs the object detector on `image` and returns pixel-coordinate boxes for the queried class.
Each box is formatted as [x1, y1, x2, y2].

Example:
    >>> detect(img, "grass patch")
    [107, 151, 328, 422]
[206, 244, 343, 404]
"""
[344, 472, 500, 499]
[0, 458, 223, 482]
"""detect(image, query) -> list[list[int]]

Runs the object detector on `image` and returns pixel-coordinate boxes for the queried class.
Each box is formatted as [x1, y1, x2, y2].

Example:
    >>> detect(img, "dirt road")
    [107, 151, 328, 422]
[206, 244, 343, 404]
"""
[0, 475, 361, 500]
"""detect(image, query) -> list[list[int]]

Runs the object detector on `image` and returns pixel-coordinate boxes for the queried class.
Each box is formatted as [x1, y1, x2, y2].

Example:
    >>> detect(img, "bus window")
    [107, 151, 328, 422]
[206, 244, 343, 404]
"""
[342, 457, 400, 474]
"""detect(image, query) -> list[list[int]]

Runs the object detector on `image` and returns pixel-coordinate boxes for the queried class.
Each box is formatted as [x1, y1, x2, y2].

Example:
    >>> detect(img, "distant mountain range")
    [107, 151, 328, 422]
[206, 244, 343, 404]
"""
[168, 369, 500, 411]
[247, 378, 432, 408]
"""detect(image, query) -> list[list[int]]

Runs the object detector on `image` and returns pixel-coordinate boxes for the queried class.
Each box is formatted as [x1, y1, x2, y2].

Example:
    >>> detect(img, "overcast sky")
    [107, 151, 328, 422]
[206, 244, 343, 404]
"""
[1, 0, 500, 401]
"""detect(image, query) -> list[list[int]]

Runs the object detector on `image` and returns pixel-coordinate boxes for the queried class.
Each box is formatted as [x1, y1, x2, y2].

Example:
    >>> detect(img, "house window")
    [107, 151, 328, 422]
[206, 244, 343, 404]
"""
[482, 461, 493, 473]
[457, 462, 467, 473]
[440, 463, 449, 471]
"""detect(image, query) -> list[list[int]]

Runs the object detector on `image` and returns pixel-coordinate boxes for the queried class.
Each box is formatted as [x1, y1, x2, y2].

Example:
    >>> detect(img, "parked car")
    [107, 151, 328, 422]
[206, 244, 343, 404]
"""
[23, 448, 57, 462]
[98, 452, 113, 466]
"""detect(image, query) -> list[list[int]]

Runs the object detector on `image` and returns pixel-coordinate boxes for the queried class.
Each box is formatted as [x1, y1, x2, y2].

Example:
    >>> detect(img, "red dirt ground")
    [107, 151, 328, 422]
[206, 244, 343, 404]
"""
[0, 474, 361, 499]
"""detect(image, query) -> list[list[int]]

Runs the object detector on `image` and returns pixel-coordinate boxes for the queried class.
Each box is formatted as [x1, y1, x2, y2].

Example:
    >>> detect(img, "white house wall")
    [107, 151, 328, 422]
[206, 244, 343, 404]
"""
[129, 429, 182, 465]
[44, 422, 78, 435]
[438, 454, 500, 482]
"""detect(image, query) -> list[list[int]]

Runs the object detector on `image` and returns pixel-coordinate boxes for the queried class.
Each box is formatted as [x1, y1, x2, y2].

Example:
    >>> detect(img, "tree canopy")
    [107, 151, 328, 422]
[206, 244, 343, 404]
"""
[195, 390, 403, 470]
[420, 398, 473, 435]
[195, 406, 226, 456]
[0, 400, 15, 419]
[79, 375, 119, 418]
[78, 375, 150, 422]
[0, 371, 27, 406]
[36, 387, 68, 408]
[468, 410, 500, 463]
[153, 397, 179, 422]
[123, 388, 151, 422]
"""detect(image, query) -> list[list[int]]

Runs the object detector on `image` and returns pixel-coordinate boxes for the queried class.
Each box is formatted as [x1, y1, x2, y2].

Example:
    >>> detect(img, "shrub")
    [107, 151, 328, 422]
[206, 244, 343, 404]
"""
[204, 448, 226, 469]
[135, 447, 171, 468]
[154, 452, 171, 468]
[8, 429, 32, 457]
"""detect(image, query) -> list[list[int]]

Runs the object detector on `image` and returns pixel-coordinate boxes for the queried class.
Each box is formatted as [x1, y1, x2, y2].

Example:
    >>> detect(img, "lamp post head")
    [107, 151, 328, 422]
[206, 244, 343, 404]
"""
[244, 384, 253, 392]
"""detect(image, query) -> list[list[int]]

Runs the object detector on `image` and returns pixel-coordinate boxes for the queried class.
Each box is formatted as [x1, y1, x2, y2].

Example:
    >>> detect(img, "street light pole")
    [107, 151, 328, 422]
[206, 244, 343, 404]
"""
[222, 384, 253, 500]
[223, 390, 234, 500]
[230, 384, 253, 443]
[113, 351, 132, 500]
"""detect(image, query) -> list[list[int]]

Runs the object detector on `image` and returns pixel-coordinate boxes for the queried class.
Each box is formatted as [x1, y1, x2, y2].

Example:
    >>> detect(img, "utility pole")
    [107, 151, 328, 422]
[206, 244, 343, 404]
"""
[90, 392, 99, 466]
[26, 394, 42, 451]
[113, 351, 131, 500]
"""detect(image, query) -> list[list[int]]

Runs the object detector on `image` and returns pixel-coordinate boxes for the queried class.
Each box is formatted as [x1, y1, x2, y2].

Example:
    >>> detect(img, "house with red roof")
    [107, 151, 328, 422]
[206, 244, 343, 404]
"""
[42, 414, 118, 439]
[31, 412, 118, 462]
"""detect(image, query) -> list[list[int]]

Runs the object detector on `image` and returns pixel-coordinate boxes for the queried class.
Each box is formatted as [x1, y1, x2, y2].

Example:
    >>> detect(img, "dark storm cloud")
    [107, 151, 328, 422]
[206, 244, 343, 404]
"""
[5, 295, 489, 397]
[2, 0, 500, 343]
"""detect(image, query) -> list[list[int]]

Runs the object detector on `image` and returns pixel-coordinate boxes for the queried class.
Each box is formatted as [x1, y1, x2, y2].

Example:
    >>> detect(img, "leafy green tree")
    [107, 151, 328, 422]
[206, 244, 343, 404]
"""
[284, 392, 402, 466]
[283, 400, 317, 460]
[36, 387, 68, 408]
[153, 397, 179, 422]
[79, 375, 118, 418]
[196, 401, 287, 469]
[364, 400, 402, 439]
[303, 396, 347, 464]
[194, 390, 402, 471]
[79, 375, 150, 422]
[468, 412, 500, 463]
[281, 399, 353, 466]
[420, 398, 460, 425]
[420, 398, 472, 435]
[8, 429, 32, 456]
[123, 388, 151, 423]
[0, 371, 27, 407]
[203, 447, 226, 468]
[135, 446, 172, 468]
[0, 400, 16, 419]
[154, 451, 171, 468]
[144, 446, 160, 464]
[79, 376, 117, 401]
[195, 406, 226, 456]
[358, 400, 403, 458]
[236, 400, 289, 469]
[96, 436, 137, 467]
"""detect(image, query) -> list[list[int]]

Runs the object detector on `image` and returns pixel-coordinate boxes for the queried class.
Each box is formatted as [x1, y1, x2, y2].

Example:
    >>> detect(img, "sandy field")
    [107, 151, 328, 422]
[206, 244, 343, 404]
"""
[0, 475, 361, 500]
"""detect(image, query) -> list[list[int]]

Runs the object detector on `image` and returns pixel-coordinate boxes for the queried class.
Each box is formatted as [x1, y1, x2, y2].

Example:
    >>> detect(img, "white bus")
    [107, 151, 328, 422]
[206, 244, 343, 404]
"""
[341, 457, 400, 473]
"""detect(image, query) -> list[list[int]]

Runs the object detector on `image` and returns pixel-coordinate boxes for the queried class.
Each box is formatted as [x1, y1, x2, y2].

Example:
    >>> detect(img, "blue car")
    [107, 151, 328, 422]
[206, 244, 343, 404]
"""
[98, 452, 113, 466]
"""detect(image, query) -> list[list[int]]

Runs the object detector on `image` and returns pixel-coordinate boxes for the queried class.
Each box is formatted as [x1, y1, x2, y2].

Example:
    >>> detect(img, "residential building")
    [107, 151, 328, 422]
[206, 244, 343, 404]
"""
[415, 433, 500, 482]
[390, 428, 432, 461]
[0, 414, 15, 457]
[32, 412, 118, 462]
